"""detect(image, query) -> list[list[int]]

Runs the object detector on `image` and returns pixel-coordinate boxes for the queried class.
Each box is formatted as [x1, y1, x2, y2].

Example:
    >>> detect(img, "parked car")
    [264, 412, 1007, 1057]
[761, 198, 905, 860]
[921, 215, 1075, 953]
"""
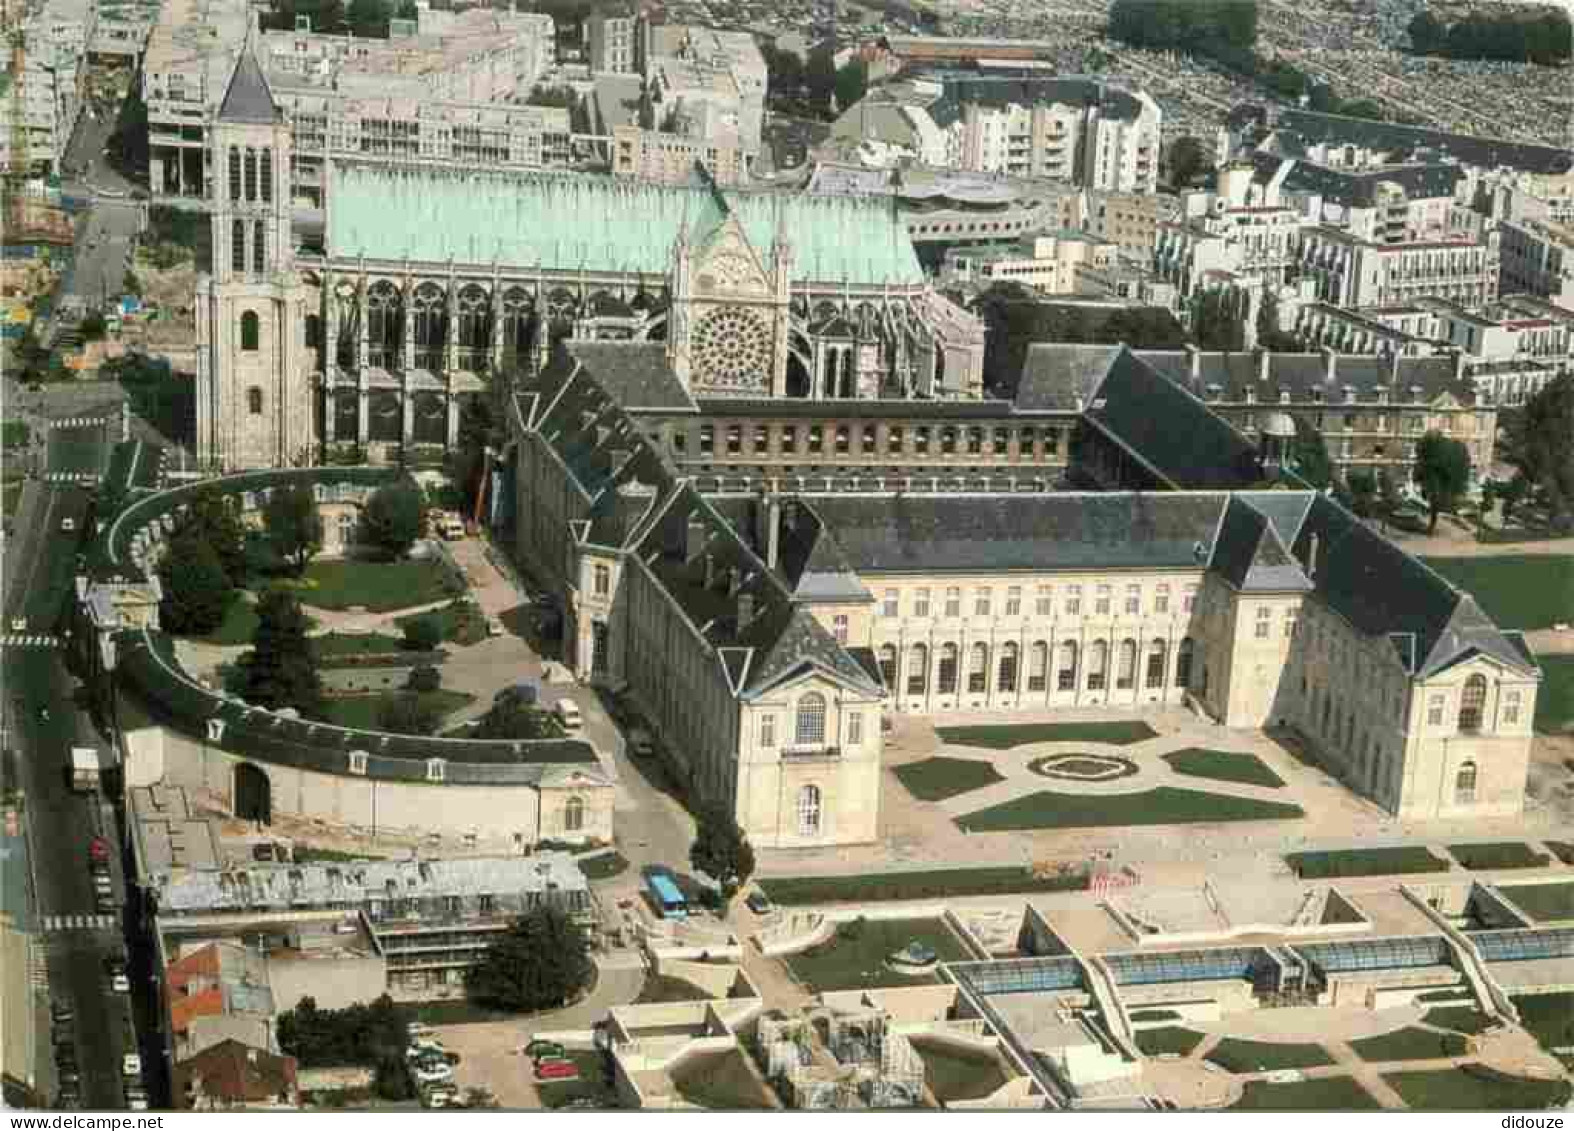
[534, 1059, 579, 1081]
[88, 836, 110, 862]
[10, 617, 25, 632]
[410, 1061, 453, 1086]
[525, 1039, 565, 1060]
[553, 698, 583, 730]
[54, 1044, 77, 1066]
[105, 957, 130, 993]
[60, 517, 75, 532]
[745, 890, 773, 916]
[121, 1053, 141, 1077]
[50, 1001, 73, 1025]
[628, 728, 654, 758]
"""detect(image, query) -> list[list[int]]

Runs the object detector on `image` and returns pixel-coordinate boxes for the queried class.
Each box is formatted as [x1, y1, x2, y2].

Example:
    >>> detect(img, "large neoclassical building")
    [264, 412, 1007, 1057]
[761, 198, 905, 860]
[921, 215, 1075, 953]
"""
[508, 337, 1542, 848]
[194, 48, 987, 472]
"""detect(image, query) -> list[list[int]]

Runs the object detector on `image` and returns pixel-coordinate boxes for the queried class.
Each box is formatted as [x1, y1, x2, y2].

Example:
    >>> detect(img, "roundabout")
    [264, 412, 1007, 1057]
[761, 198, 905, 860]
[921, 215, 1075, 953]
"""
[1028, 752, 1139, 782]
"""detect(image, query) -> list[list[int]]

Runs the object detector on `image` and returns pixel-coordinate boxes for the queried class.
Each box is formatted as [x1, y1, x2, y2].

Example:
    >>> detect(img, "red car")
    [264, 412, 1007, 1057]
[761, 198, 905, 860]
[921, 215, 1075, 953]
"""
[534, 1060, 579, 1082]
[88, 837, 110, 862]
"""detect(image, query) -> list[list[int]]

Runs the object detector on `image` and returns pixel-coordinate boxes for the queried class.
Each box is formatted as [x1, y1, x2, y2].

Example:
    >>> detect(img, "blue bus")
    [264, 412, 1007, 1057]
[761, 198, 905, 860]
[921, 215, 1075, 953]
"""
[645, 872, 688, 920]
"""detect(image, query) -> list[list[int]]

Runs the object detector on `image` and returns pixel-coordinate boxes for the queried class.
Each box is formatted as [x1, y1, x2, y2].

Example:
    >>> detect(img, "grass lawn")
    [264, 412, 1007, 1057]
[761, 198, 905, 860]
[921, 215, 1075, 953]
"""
[1348, 1026, 1468, 1062]
[313, 631, 405, 657]
[1285, 847, 1450, 879]
[2, 477, 25, 517]
[910, 1038, 1011, 1104]
[537, 1049, 621, 1110]
[1419, 555, 1574, 631]
[298, 558, 460, 612]
[1499, 881, 1574, 922]
[1421, 1007, 1496, 1036]
[321, 689, 474, 732]
[198, 595, 260, 645]
[784, 917, 971, 992]
[577, 852, 629, 882]
[1, 421, 30, 449]
[291, 846, 387, 864]
[759, 865, 1088, 906]
[1162, 747, 1285, 788]
[396, 601, 487, 646]
[935, 720, 1158, 749]
[1207, 1037, 1334, 1073]
[1134, 1026, 1205, 1058]
[1514, 993, 1574, 1067]
[1446, 842, 1551, 870]
[956, 787, 1304, 833]
[1384, 1066, 1572, 1110]
[670, 1049, 774, 1110]
[1231, 1077, 1380, 1111]
[1128, 1009, 1181, 1023]
[892, 756, 1006, 801]
[1534, 656, 1574, 735]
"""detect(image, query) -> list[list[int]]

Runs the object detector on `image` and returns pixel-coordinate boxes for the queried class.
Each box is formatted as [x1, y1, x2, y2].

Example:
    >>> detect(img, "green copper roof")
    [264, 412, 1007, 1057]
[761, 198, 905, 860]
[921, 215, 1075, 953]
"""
[326, 165, 925, 286]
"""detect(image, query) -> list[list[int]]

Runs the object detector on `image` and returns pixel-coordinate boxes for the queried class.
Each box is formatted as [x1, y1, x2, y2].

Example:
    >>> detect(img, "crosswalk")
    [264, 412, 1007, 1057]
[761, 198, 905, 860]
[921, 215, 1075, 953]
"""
[48, 416, 115, 430]
[0, 634, 62, 648]
[41, 913, 118, 932]
[42, 471, 99, 484]
[30, 949, 49, 990]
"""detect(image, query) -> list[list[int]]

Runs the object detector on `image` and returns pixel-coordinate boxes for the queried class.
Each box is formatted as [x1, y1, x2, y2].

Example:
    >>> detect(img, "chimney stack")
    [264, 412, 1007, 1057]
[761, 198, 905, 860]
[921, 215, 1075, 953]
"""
[737, 592, 754, 629]
[1255, 345, 1270, 382]
[703, 554, 717, 589]
[1184, 343, 1201, 383]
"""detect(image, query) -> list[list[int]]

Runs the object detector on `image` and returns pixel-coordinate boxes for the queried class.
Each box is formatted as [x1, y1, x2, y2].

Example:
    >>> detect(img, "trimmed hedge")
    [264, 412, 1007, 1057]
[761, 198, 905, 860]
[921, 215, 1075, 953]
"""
[759, 865, 1089, 906]
[1285, 847, 1450, 879]
[1446, 842, 1552, 871]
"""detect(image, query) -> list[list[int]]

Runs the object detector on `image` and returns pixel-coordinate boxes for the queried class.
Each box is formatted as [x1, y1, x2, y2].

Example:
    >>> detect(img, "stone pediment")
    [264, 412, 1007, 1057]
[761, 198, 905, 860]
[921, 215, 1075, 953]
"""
[694, 216, 769, 297]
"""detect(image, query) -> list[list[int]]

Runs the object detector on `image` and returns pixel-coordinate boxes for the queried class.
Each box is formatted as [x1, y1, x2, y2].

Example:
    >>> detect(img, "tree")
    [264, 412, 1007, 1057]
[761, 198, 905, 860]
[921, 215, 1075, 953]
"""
[263, 483, 323, 576]
[1407, 10, 1445, 53]
[158, 533, 233, 634]
[1167, 134, 1211, 188]
[761, 42, 804, 96]
[1255, 291, 1303, 352]
[1346, 468, 1378, 519]
[834, 58, 868, 112]
[689, 802, 757, 897]
[361, 481, 425, 560]
[240, 586, 323, 716]
[804, 47, 837, 114]
[525, 84, 577, 110]
[466, 904, 593, 1012]
[173, 486, 249, 587]
[1515, 373, 1574, 526]
[473, 687, 558, 740]
[407, 665, 441, 693]
[1413, 430, 1472, 533]
[1191, 288, 1247, 352]
[1288, 415, 1333, 489]
[376, 693, 442, 736]
[79, 311, 107, 341]
[346, 0, 389, 37]
[401, 614, 442, 653]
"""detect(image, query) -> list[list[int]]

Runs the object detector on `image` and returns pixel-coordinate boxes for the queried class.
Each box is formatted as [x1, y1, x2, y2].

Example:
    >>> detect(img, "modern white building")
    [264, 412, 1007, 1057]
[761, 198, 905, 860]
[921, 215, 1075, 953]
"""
[1294, 226, 1501, 311]
[1497, 218, 1574, 312]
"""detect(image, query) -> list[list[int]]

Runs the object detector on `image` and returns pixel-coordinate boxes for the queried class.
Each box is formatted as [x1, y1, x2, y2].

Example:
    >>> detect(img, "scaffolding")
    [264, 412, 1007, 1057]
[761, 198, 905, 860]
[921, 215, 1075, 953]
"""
[754, 1005, 925, 1110]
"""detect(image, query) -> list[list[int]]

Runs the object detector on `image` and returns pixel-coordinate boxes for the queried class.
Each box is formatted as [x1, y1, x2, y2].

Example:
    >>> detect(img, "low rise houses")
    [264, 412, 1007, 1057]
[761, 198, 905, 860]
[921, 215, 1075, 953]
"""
[941, 230, 1115, 295]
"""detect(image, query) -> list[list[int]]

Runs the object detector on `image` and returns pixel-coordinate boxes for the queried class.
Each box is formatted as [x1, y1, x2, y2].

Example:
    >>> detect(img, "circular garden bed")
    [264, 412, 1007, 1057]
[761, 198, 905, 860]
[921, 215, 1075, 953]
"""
[1028, 753, 1139, 782]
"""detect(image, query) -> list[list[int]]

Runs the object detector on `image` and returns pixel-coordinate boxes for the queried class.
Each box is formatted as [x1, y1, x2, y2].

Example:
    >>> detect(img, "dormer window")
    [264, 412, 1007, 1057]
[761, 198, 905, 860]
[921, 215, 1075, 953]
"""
[1343, 386, 1357, 403]
[1205, 383, 1222, 401]
[1244, 387, 1256, 404]
[1279, 390, 1291, 405]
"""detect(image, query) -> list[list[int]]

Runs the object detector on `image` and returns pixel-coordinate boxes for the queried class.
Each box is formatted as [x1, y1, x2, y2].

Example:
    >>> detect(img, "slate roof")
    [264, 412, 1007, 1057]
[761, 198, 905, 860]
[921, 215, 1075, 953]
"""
[1134, 349, 1474, 406]
[1081, 348, 1264, 489]
[1248, 152, 1465, 207]
[217, 48, 279, 125]
[792, 492, 1232, 574]
[686, 398, 1038, 420]
[1209, 496, 1313, 593]
[1016, 343, 1121, 411]
[562, 340, 696, 412]
[1274, 108, 1573, 176]
[1290, 495, 1536, 678]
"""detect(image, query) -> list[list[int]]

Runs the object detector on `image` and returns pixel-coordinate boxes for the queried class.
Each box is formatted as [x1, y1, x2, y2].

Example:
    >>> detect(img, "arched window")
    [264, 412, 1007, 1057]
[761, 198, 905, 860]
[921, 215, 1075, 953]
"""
[564, 795, 585, 832]
[1176, 637, 1195, 688]
[244, 147, 257, 201]
[227, 146, 241, 202]
[797, 785, 822, 837]
[1028, 641, 1049, 692]
[367, 281, 404, 368]
[1459, 674, 1487, 733]
[1117, 639, 1137, 690]
[1057, 641, 1078, 691]
[1146, 639, 1167, 688]
[456, 284, 491, 371]
[1454, 761, 1477, 805]
[253, 220, 265, 274]
[906, 644, 928, 695]
[411, 282, 447, 370]
[997, 642, 1019, 693]
[259, 148, 272, 203]
[967, 642, 989, 693]
[240, 311, 260, 352]
[247, 387, 263, 415]
[1087, 640, 1109, 691]
[795, 692, 826, 747]
[938, 644, 959, 694]
[877, 644, 897, 689]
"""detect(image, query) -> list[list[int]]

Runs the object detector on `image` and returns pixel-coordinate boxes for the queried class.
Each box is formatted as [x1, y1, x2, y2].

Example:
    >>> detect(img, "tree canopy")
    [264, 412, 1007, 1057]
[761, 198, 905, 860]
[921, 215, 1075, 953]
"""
[689, 803, 757, 896]
[376, 693, 444, 736]
[466, 904, 594, 1013]
[240, 586, 323, 716]
[1166, 135, 1213, 189]
[158, 533, 233, 635]
[1288, 415, 1333, 490]
[472, 687, 560, 740]
[1108, 0, 1257, 54]
[1191, 289, 1248, 352]
[805, 47, 838, 114]
[1409, 8, 1570, 64]
[264, 483, 323, 576]
[1413, 430, 1472, 532]
[173, 486, 249, 587]
[1512, 373, 1574, 527]
[834, 58, 868, 112]
[401, 614, 442, 653]
[361, 481, 425, 560]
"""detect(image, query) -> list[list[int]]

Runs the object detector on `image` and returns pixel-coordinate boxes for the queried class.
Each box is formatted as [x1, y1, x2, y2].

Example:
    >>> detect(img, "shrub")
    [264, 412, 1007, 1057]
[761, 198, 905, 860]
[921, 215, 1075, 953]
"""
[407, 665, 441, 693]
[402, 614, 442, 652]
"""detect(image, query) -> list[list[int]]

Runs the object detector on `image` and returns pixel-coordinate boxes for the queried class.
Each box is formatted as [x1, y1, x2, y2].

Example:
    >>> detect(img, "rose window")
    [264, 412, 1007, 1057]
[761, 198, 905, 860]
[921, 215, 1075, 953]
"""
[692, 307, 771, 387]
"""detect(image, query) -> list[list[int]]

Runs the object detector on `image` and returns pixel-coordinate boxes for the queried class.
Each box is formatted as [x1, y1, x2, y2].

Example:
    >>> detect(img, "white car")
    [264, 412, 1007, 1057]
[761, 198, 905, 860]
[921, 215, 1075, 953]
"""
[60, 517, 75, 532]
[410, 1061, 453, 1086]
[110, 972, 130, 993]
[10, 617, 24, 631]
[121, 1053, 141, 1077]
